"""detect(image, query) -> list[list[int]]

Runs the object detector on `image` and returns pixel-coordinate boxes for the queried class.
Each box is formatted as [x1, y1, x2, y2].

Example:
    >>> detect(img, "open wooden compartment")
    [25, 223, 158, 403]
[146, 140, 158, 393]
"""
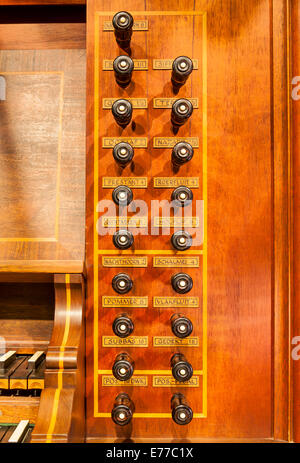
[0, 280, 55, 354]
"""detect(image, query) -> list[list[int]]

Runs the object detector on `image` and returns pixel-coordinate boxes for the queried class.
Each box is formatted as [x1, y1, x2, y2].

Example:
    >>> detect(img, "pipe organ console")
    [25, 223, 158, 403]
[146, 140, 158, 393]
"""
[0, 0, 299, 444]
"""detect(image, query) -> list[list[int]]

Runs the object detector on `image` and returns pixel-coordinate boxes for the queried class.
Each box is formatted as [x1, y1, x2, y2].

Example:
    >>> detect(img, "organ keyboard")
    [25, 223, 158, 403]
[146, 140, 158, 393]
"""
[0, 352, 45, 396]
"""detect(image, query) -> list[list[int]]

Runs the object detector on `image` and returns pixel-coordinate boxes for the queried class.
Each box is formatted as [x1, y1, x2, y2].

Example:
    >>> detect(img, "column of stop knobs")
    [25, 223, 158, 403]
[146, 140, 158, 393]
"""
[108, 11, 194, 427]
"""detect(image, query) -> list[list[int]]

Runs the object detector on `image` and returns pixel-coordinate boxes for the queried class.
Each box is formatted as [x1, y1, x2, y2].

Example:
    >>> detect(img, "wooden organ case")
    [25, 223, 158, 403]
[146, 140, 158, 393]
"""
[86, 0, 298, 443]
[0, 2, 86, 443]
[0, 0, 299, 444]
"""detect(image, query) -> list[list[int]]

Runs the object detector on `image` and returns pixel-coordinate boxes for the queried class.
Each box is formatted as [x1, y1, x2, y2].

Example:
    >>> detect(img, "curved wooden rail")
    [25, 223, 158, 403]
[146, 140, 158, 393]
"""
[31, 274, 85, 443]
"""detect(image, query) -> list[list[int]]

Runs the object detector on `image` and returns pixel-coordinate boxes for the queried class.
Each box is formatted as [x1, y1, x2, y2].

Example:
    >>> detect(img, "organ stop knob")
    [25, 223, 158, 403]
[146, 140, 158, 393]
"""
[113, 314, 134, 338]
[172, 56, 193, 89]
[172, 141, 194, 166]
[112, 99, 132, 128]
[113, 142, 134, 166]
[170, 353, 193, 382]
[112, 185, 133, 206]
[112, 11, 134, 50]
[171, 98, 193, 128]
[171, 186, 193, 207]
[113, 55, 134, 87]
[171, 273, 193, 294]
[113, 230, 134, 249]
[171, 230, 192, 251]
[111, 392, 135, 426]
[171, 393, 193, 425]
[112, 273, 133, 294]
[112, 352, 135, 381]
[171, 313, 193, 338]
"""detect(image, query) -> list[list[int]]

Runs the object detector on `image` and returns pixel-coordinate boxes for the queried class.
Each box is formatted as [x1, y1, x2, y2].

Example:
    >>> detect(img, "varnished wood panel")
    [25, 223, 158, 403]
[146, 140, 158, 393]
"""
[86, 0, 290, 441]
[0, 49, 86, 268]
[0, 5, 86, 49]
[0, 396, 40, 424]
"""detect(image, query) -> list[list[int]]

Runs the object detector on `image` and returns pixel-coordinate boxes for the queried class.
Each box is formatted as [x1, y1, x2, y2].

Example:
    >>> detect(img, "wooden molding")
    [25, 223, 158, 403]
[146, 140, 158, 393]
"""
[272, 0, 292, 441]
[31, 274, 85, 443]
[292, 0, 300, 443]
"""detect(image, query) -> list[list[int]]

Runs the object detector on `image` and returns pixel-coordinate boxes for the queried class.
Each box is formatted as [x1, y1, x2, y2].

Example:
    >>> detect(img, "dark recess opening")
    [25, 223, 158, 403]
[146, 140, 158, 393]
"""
[0, 5, 86, 24]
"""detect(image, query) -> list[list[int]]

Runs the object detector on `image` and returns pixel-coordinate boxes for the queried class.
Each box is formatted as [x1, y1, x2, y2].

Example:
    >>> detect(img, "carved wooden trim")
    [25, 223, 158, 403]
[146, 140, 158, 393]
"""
[31, 274, 85, 443]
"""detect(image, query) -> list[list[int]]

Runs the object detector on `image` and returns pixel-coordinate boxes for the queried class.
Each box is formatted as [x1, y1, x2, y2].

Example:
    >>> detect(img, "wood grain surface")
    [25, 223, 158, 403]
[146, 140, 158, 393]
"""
[0, 396, 40, 424]
[86, 0, 291, 441]
[0, 48, 86, 269]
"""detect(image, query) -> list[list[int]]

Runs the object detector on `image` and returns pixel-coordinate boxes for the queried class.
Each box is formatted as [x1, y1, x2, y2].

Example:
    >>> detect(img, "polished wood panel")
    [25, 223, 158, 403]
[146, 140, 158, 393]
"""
[31, 274, 85, 443]
[86, 0, 291, 441]
[0, 24, 86, 49]
[292, 0, 300, 444]
[0, 4, 86, 49]
[0, 48, 86, 270]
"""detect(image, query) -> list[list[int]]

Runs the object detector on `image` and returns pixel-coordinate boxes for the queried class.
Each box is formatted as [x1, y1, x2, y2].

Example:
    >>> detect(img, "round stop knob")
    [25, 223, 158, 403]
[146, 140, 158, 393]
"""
[111, 392, 134, 426]
[171, 314, 193, 338]
[172, 56, 193, 88]
[171, 99, 193, 127]
[113, 230, 134, 249]
[113, 314, 134, 338]
[171, 230, 192, 251]
[113, 55, 134, 87]
[171, 186, 193, 207]
[113, 142, 134, 166]
[171, 393, 193, 425]
[171, 273, 193, 294]
[170, 353, 193, 382]
[112, 273, 133, 294]
[172, 142, 194, 166]
[112, 185, 133, 206]
[112, 352, 134, 381]
[112, 11, 133, 49]
[112, 99, 132, 128]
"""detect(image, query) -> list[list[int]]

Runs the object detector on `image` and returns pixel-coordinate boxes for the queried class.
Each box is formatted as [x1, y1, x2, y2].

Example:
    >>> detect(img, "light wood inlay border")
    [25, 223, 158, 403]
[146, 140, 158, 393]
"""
[93, 10, 208, 419]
